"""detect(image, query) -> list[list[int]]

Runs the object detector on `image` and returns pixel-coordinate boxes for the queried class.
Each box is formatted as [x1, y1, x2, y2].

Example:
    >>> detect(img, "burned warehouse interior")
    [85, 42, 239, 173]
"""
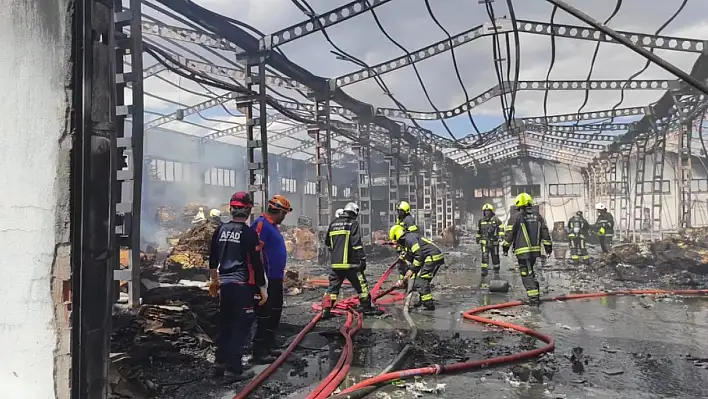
[3, 0, 708, 398]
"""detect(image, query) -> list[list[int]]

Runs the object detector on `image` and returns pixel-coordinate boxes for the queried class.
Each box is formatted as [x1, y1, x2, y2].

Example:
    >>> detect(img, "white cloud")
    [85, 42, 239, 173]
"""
[137, 0, 708, 160]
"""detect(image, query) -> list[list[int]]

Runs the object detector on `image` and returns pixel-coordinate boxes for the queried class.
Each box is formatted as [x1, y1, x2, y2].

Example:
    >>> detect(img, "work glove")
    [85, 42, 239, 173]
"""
[395, 279, 406, 289]
[544, 246, 553, 256]
[257, 286, 268, 306]
[404, 270, 414, 280]
[208, 279, 220, 297]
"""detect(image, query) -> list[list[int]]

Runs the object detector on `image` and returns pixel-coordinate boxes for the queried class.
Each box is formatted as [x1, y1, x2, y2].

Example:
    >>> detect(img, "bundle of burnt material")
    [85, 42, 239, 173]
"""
[291, 227, 317, 261]
[110, 289, 217, 397]
[154, 205, 178, 228]
[439, 226, 460, 248]
[594, 229, 708, 279]
[166, 222, 218, 268]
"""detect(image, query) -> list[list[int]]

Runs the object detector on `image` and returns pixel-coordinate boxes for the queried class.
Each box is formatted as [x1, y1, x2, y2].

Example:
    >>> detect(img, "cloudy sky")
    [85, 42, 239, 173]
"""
[137, 0, 708, 161]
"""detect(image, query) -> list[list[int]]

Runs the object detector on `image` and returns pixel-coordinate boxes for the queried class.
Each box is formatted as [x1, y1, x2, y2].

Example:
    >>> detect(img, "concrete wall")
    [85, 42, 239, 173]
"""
[0, 0, 71, 397]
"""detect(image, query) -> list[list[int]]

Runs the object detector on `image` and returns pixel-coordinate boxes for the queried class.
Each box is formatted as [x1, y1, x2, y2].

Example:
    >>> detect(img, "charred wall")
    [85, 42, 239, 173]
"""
[0, 0, 72, 397]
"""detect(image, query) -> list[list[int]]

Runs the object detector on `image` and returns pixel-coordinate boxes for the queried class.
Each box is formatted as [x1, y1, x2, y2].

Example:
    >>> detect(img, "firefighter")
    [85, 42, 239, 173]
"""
[395, 201, 419, 284]
[594, 203, 615, 253]
[389, 224, 445, 310]
[208, 191, 267, 380]
[567, 210, 590, 264]
[502, 193, 552, 305]
[251, 195, 292, 364]
[209, 208, 222, 225]
[321, 202, 376, 319]
[475, 203, 505, 287]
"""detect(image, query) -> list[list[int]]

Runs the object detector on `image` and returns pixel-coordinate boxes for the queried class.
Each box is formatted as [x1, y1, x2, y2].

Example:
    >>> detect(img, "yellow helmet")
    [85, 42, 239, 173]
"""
[514, 192, 533, 208]
[389, 224, 405, 241]
[482, 203, 494, 212]
[398, 201, 411, 213]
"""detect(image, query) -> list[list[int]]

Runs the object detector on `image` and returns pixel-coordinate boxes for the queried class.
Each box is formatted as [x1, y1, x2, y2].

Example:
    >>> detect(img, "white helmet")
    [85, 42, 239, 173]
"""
[334, 208, 344, 218]
[209, 208, 221, 218]
[595, 203, 607, 211]
[343, 202, 360, 217]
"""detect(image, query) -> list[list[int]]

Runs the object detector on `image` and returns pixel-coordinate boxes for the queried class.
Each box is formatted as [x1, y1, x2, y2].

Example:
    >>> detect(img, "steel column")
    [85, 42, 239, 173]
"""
[678, 122, 693, 229]
[112, 0, 144, 308]
[309, 83, 334, 263]
[237, 54, 270, 218]
[422, 154, 434, 238]
[649, 126, 667, 238]
[386, 132, 401, 226]
[608, 156, 619, 228]
[618, 145, 632, 238]
[633, 134, 649, 235]
[354, 122, 372, 243]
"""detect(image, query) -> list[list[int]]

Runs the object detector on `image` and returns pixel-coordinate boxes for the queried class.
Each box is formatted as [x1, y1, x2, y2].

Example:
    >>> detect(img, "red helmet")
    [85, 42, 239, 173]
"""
[229, 191, 254, 208]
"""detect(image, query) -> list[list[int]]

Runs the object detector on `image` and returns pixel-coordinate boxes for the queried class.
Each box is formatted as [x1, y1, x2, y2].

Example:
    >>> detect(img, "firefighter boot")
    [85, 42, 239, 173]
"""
[358, 296, 383, 316]
[321, 294, 335, 320]
[480, 265, 489, 289]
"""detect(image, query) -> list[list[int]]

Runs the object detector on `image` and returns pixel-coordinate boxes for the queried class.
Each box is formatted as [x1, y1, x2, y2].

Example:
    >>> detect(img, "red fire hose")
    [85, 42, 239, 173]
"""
[234, 263, 405, 399]
[336, 289, 708, 396]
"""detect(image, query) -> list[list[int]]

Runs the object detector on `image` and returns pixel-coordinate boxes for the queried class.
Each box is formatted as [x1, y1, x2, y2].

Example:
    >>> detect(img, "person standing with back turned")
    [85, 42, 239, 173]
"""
[208, 191, 267, 380]
[321, 202, 377, 319]
[251, 194, 292, 364]
[502, 193, 552, 306]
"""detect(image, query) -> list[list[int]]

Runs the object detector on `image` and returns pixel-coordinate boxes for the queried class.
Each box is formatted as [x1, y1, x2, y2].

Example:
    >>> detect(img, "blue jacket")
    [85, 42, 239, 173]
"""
[252, 215, 287, 279]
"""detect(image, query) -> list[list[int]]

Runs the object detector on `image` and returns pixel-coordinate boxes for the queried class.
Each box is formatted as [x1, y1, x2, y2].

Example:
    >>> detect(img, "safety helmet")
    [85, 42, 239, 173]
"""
[514, 192, 533, 208]
[334, 208, 344, 218]
[209, 209, 221, 218]
[343, 202, 360, 217]
[595, 203, 607, 211]
[229, 191, 254, 217]
[576, 210, 583, 216]
[268, 194, 293, 213]
[398, 201, 411, 213]
[482, 203, 494, 212]
[389, 224, 405, 242]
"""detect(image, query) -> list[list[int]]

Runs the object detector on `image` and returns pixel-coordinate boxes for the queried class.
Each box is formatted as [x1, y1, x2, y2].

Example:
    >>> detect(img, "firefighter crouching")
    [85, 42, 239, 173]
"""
[389, 224, 444, 310]
[395, 201, 419, 284]
[321, 202, 378, 319]
[208, 191, 267, 380]
[567, 210, 590, 264]
[594, 203, 615, 253]
[476, 203, 505, 287]
[502, 193, 552, 305]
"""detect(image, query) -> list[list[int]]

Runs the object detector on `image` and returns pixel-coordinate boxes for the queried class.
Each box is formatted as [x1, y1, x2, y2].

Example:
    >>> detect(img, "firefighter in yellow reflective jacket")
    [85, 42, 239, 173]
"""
[321, 202, 375, 319]
[395, 201, 419, 286]
[567, 210, 590, 264]
[502, 193, 552, 305]
[389, 224, 444, 310]
[476, 203, 505, 287]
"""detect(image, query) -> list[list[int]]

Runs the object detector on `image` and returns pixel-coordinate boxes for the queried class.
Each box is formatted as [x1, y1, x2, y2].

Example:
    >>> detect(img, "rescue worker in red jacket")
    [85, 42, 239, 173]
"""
[502, 193, 552, 305]
[251, 195, 292, 364]
[208, 191, 267, 380]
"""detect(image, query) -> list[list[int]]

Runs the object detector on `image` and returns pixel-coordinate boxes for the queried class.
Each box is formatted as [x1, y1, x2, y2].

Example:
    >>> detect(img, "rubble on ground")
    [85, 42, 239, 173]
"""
[286, 227, 318, 261]
[438, 226, 459, 247]
[154, 205, 178, 228]
[166, 221, 218, 269]
[589, 227, 708, 287]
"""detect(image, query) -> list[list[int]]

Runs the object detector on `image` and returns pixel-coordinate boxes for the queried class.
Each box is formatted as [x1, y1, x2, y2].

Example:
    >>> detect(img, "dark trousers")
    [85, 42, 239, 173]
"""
[517, 257, 540, 299]
[253, 278, 284, 356]
[599, 235, 612, 253]
[480, 241, 500, 275]
[413, 259, 444, 303]
[216, 283, 256, 373]
[327, 268, 370, 304]
[568, 233, 589, 262]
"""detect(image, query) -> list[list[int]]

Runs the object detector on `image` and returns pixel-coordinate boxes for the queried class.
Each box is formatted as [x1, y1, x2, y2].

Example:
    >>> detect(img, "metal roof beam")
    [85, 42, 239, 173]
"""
[514, 19, 705, 53]
[524, 132, 608, 150]
[267, 0, 394, 49]
[374, 80, 676, 121]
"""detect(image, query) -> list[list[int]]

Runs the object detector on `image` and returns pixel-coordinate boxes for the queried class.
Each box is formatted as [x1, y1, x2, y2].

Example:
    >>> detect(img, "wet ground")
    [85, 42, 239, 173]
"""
[110, 244, 708, 399]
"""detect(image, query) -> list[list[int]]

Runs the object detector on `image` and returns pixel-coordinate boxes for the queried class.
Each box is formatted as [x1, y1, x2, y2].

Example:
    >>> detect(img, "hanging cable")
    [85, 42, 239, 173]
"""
[504, 0, 521, 122]
[484, 1, 511, 128]
[288, 0, 493, 152]
[422, 0, 481, 135]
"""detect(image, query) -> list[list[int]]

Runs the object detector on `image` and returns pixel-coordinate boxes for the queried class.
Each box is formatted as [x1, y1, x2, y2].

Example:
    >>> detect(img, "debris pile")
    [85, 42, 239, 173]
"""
[372, 230, 389, 245]
[154, 205, 178, 228]
[181, 203, 209, 224]
[289, 227, 318, 261]
[592, 228, 708, 286]
[166, 222, 218, 269]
